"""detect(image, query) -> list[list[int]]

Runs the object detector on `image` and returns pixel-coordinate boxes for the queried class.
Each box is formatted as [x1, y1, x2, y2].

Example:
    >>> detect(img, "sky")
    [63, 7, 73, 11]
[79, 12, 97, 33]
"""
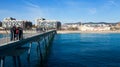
[0, 0, 120, 23]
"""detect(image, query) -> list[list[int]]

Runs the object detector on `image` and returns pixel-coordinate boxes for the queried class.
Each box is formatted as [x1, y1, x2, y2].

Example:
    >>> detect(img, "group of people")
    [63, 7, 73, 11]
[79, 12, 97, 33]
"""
[10, 26, 23, 41]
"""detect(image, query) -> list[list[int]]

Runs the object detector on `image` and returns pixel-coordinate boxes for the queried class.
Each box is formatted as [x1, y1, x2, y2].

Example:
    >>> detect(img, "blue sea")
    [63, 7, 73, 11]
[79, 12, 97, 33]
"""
[1, 33, 120, 67]
[46, 33, 120, 67]
[0, 34, 9, 38]
[0, 34, 6, 38]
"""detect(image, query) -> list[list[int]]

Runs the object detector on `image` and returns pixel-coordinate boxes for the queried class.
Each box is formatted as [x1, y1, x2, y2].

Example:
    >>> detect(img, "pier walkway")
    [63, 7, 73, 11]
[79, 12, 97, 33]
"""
[0, 30, 56, 67]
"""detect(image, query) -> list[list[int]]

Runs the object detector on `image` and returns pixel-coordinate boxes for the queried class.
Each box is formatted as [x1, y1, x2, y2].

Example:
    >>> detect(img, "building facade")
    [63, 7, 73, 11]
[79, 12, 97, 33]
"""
[80, 22, 112, 31]
[64, 22, 81, 28]
[36, 18, 61, 30]
[62, 22, 81, 30]
[62, 22, 118, 31]
[2, 17, 32, 29]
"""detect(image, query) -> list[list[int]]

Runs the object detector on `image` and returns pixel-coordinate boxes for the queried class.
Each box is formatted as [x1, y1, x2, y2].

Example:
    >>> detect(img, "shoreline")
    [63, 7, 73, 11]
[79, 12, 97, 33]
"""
[57, 30, 120, 34]
[1, 30, 120, 34]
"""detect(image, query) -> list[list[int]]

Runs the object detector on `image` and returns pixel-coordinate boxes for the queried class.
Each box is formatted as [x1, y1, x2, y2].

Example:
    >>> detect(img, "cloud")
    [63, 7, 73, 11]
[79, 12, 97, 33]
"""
[88, 8, 97, 15]
[0, 9, 20, 20]
[65, 1, 79, 7]
[22, 0, 40, 8]
[108, 0, 118, 6]
[20, 0, 46, 22]
[103, 0, 118, 9]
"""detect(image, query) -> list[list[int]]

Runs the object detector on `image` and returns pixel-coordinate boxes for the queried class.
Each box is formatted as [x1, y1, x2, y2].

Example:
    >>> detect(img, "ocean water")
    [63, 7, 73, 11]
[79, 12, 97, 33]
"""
[0, 34, 9, 38]
[1, 33, 120, 67]
[0, 34, 6, 38]
[45, 33, 120, 67]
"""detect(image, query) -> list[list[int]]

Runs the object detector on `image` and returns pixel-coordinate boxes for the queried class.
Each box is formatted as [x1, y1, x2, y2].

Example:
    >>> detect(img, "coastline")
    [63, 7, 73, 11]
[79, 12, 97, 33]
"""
[57, 30, 120, 34]
[1, 30, 120, 34]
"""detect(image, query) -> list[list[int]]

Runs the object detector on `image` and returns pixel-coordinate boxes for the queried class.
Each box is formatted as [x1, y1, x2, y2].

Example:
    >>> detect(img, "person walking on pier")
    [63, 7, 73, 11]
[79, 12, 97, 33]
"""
[15, 26, 24, 40]
[15, 27, 19, 40]
[10, 26, 16, 41]
[10, 26, 23, 41]
[18, 27, 23, 40]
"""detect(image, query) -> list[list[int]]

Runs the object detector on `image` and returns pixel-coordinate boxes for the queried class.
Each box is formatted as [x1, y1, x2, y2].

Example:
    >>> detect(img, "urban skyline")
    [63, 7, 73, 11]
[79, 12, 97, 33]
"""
[0, 0, 120, 23]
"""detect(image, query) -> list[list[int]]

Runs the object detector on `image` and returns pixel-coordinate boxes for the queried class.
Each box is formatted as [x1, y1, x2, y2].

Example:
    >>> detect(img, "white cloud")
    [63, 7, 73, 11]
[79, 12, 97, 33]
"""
[88, 8, 97, 15]
[0, 9, 19, 20]
[102, 0, 118, 9]
[108, 0, 118, 6]
[65, 1, 79, 7]
[23, 0, 40, 8]
[20, 0, 46, 22]
[0, 0, 45, 22]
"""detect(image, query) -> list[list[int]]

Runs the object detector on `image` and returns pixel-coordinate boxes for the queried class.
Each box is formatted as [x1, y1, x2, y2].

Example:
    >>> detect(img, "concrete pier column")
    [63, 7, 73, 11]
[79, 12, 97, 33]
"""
[0, 57, 5, 67]
[12, 56, 21, 67]
[44, 36, 47, 49]
[37, 41, 43, 61]
[48, 34, 50, 43]
[13, 56, 17, 67]
[49, 33, 52, 43]
[27, 42, 32, 63]
[17, 56, 21, 67]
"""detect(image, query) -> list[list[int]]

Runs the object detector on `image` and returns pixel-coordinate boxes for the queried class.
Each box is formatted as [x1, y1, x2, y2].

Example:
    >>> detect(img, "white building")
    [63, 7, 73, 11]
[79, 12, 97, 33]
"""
[2, 17, 32, 29]
[64, 22, 81, 28]
[36, 18, 61, 30]
[80, 22, 111, 31]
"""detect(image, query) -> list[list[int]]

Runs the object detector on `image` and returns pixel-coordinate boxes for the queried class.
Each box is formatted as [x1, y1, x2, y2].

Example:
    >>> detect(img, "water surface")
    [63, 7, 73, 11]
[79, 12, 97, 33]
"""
[46, 33, 120, 67]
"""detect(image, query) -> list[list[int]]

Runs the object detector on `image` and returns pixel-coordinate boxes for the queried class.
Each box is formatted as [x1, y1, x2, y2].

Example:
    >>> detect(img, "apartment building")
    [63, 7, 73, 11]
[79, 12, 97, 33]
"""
[36, 18, 61, 30]
[80, 22, 113, 31]
[2, 17, 32, 29]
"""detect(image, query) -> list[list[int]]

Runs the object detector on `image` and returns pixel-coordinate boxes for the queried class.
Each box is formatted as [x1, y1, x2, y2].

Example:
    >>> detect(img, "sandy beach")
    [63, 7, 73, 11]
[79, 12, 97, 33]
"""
[57, 30, 120, 34]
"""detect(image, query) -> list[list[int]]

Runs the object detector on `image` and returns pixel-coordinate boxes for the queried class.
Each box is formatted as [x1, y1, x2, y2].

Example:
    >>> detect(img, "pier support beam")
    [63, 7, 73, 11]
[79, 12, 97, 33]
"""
[13, 56, 17, 67]
[27, 42, 32, 63]
[0, 57, 5, 67]
[44, 36, 47, 49]
[37, 41, 43, 62]
[13, 56, 21, 67]
[17, 56, 21, 67]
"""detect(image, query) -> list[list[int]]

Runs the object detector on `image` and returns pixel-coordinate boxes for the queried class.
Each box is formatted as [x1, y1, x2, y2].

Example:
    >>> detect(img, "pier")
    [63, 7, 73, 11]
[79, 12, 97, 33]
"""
[0, 30, 56, 67]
